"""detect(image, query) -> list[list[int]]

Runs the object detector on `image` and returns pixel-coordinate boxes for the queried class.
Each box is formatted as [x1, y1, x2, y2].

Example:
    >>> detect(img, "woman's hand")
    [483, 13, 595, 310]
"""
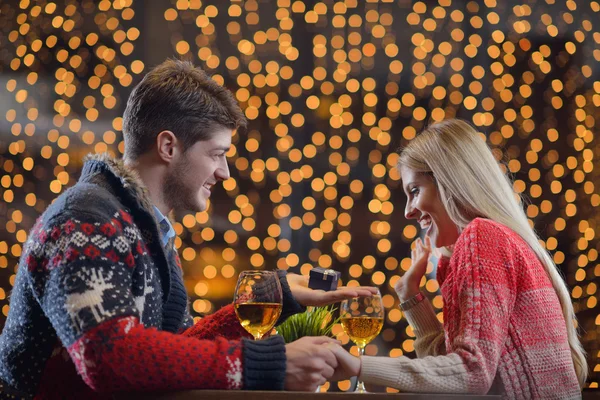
[394, 236, 431, 302]
[327, 343, 361, 382]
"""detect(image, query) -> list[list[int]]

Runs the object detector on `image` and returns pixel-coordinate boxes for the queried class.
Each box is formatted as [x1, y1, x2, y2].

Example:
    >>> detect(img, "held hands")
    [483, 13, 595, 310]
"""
[394, 236, 432, 302]
[327, 343, 361, 382]
[285, 273, 378, 307]
[284, 338, 361, 391]
[284, 336, 340, 391]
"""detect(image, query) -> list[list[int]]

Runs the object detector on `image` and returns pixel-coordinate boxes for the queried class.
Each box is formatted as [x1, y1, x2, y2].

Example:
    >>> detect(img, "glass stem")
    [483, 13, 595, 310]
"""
[355, 346, 366, 393]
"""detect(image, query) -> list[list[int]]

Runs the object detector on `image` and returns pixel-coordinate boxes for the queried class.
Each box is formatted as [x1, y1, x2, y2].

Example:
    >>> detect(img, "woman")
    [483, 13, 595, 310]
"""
[331, 119, 586, 399]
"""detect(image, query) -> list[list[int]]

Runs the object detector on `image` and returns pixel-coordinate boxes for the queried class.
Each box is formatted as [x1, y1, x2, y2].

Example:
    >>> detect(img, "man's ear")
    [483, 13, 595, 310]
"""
[156, 131, 179, 163]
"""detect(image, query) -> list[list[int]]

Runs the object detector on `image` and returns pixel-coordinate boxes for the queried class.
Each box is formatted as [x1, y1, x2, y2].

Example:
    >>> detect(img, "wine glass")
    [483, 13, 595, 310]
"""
[340, 289, 384, 393]
[234, 270, 283, 340]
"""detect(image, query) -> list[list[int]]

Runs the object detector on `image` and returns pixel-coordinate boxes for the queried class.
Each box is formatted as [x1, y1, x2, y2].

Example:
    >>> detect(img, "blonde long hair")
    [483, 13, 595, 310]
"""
[399, 118, 588, 387]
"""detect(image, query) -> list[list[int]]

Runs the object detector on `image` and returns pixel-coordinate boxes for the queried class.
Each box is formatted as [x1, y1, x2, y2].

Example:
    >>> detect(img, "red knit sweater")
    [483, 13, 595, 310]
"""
[360, 218, 581, 400]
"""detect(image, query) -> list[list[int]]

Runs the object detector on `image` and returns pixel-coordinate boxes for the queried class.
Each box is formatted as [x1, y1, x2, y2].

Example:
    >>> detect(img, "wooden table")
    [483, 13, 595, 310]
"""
[124, 391, 502, 399]
[116, 389, 600, 399]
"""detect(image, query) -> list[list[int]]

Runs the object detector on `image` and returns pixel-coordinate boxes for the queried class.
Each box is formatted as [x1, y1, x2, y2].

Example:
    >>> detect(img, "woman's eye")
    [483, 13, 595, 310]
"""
[410, 187, 419, 195]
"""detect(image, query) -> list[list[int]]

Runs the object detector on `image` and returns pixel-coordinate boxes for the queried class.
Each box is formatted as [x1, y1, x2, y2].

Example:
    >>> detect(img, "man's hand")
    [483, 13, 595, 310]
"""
[284, 336, 339, 391]
[327, 344, 361, 382]
[394, 236, 431, 302]
[285, 273, 378, 307]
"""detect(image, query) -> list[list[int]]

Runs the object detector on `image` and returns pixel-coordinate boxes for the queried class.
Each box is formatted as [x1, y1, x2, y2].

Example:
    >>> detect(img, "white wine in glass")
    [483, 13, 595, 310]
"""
[340, 290, 384, 393]
[234, 271, 283, 340]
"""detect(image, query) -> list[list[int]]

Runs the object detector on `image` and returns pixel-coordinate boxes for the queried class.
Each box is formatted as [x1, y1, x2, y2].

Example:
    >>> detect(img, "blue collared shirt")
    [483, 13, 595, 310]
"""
[153, 206, 176, 249]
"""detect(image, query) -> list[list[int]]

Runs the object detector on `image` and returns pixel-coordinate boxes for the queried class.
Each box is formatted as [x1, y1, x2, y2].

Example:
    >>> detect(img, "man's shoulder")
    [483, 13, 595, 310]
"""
[23, 180, 144, 270]
[39, 180, 126, 229]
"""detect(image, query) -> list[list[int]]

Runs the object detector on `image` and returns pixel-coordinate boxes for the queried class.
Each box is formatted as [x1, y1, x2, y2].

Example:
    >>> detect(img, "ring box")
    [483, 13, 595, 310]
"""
[308, 267, 341, 291]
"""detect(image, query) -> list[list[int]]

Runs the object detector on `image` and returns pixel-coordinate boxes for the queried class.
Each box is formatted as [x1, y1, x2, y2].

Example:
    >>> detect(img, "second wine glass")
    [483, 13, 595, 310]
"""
[340, 289, 384, 393]
[234, 270, 283, 340]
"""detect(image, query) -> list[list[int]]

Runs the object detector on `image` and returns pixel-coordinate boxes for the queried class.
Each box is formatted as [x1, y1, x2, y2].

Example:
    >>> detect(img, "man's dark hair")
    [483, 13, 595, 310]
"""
[122, 59, 246, 160]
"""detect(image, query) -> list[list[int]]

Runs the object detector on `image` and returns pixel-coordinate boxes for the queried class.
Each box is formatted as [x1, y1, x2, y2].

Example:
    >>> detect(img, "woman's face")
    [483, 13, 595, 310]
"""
[401, 166, 460, 248]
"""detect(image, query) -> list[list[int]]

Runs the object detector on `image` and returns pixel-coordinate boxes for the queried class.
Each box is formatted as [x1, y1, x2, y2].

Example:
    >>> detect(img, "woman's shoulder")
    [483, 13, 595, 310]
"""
[462, 218, 518, 241]
[440, 219, 518, 286]
[451, 219, 544, 287]
[455, 218, 527, 255]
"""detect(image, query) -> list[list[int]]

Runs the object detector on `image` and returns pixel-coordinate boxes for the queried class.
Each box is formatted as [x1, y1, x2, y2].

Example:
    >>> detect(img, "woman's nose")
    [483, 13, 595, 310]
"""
[405, 201, 419, 219]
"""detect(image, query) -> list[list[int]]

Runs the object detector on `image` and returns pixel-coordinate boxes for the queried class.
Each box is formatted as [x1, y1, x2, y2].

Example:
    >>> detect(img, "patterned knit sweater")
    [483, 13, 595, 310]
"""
[360, 218, 581, 400]
[0, 154, 304, 399]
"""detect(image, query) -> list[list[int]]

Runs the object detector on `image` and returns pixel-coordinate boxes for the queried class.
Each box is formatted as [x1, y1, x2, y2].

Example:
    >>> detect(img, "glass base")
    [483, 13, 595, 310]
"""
[355, 381, 367, 393]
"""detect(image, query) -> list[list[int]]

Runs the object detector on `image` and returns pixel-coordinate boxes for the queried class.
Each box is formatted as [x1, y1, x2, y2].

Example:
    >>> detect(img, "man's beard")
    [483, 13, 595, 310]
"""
[162, 154, 200, 212]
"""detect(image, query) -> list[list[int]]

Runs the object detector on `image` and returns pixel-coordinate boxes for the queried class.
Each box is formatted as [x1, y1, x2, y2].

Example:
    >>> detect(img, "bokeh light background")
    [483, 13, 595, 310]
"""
[0, 0, 598, 392]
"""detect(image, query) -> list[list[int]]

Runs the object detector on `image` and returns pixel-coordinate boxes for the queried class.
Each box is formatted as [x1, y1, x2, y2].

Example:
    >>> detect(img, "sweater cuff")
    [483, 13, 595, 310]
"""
[359, 355, 401, 387]
[242, 335, 287, 390]
[403, 297, 443, 337]
[277, 270, 306, 323]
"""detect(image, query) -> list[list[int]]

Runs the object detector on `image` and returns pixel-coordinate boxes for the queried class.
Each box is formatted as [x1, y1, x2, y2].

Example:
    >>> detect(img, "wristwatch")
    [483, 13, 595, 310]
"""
[399, 292, 425, 311]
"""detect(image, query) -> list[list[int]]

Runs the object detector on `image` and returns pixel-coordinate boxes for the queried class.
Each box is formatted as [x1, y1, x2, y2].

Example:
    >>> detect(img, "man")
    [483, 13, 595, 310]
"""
[0, 60, 372, 398]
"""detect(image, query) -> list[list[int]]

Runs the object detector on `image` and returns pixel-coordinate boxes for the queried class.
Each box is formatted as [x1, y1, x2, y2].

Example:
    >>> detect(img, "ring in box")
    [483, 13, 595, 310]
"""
[308, 267, 341, 291]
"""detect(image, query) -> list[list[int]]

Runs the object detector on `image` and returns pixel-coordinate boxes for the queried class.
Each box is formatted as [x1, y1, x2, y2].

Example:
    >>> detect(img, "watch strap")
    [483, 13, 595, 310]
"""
[399, 292, 425, 311]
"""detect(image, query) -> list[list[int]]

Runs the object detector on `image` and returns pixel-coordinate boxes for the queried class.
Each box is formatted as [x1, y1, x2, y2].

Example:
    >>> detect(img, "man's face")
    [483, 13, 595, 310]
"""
[163, 127, 232, 212]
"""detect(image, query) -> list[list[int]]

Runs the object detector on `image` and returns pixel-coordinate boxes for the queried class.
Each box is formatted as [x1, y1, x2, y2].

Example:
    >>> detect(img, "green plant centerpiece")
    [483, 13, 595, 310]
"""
[276, 305, 340, 343]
